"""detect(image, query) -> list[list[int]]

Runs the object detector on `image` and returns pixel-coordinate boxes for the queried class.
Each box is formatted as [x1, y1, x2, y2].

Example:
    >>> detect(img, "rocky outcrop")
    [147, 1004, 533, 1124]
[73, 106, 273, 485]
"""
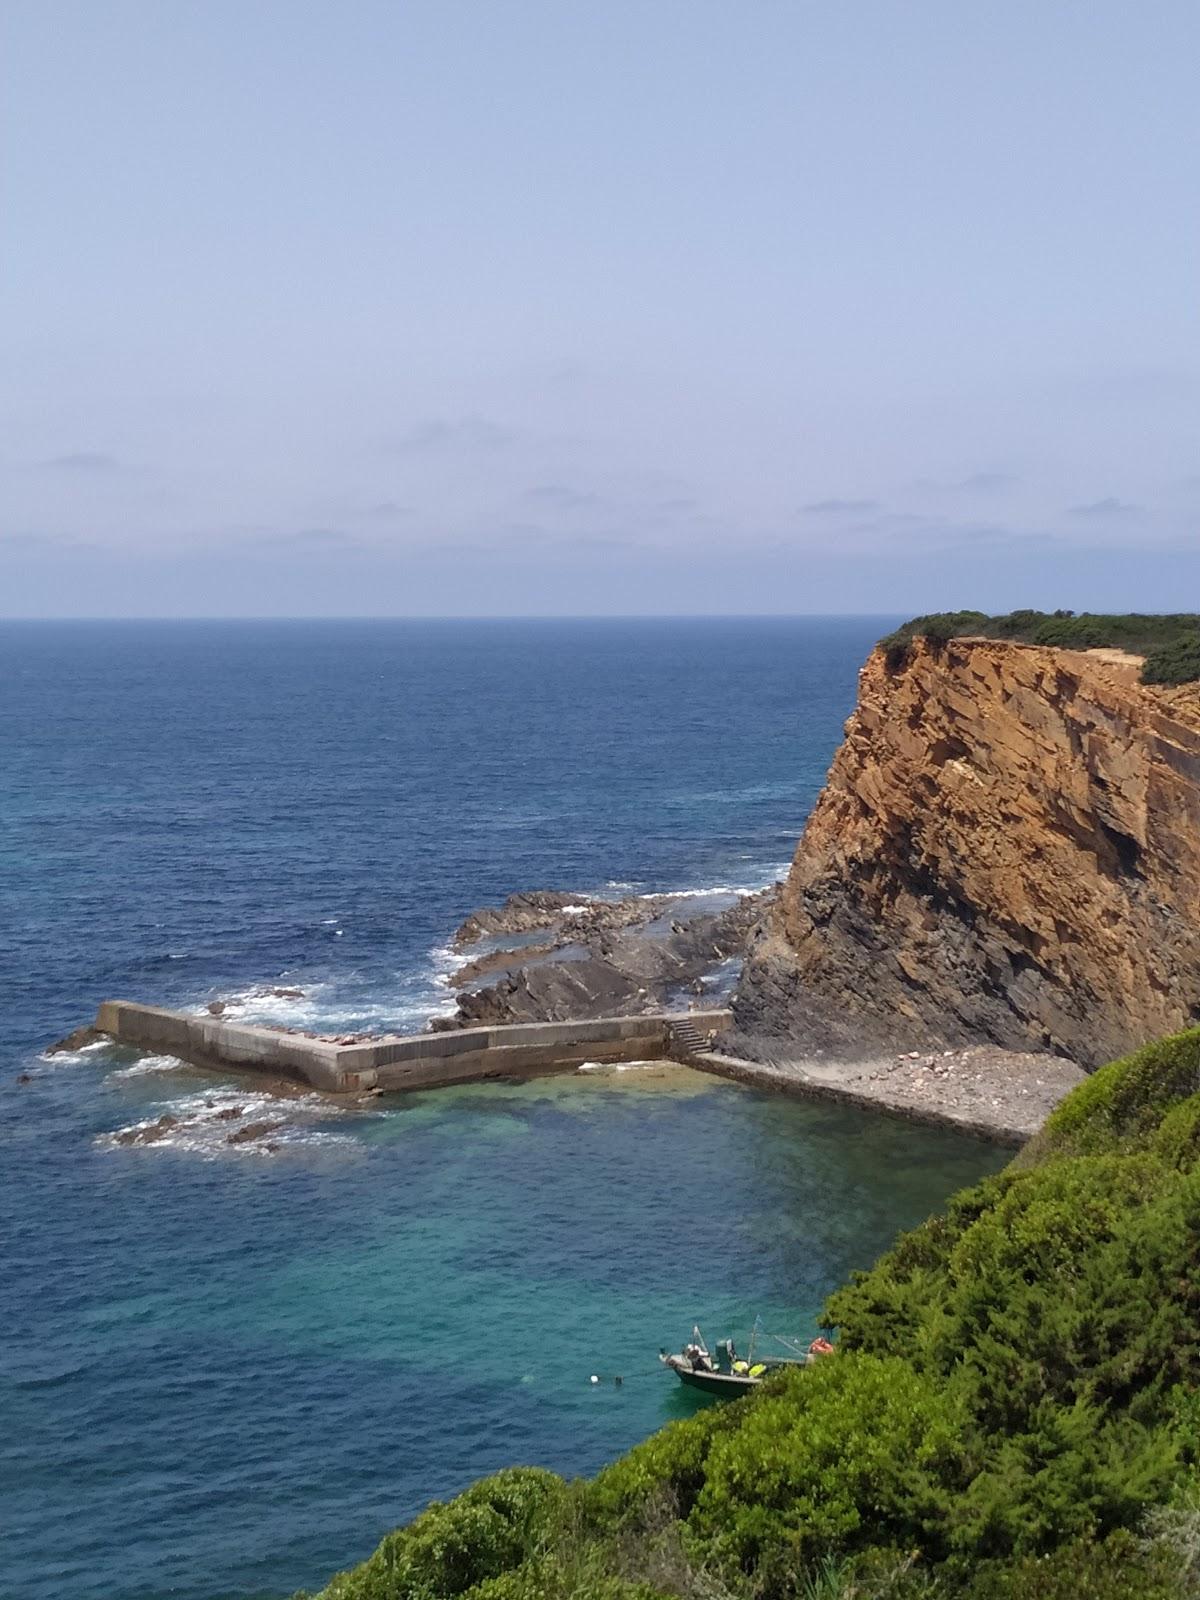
[440, 887, 776, 1027]
[45, 1024, 104, 1054]
[734, 637, 1200, 1069]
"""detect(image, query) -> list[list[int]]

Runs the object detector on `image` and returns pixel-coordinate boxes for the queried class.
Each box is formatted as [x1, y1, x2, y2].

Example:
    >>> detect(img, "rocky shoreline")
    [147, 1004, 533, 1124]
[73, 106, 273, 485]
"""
[431, 881, 1083, 1142]
[46, 874, 1087, 1147]
[435, 884, 777, 1027]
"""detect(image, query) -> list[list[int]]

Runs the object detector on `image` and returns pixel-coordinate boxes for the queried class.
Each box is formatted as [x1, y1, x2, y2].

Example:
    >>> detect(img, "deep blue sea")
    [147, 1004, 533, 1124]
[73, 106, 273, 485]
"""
[1, 619, 1005, 1600]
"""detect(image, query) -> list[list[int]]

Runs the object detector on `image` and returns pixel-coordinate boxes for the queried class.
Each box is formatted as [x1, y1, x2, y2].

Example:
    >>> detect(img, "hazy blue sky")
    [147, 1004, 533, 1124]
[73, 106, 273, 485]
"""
[3, 1, 1198, 616]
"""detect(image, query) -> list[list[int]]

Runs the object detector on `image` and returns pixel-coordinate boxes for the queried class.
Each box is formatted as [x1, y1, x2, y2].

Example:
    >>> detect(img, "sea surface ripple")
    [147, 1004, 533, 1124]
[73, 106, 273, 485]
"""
[1, 619, 1004, 1600]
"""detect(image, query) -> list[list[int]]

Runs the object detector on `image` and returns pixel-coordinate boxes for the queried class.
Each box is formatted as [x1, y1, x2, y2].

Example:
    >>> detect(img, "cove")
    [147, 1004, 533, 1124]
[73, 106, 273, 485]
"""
[4, 1056, 1004, 1600]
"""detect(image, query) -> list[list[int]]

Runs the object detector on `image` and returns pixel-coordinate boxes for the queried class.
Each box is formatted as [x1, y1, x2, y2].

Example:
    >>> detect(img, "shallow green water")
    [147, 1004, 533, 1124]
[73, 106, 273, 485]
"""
[5, 1052, 1006, 1600]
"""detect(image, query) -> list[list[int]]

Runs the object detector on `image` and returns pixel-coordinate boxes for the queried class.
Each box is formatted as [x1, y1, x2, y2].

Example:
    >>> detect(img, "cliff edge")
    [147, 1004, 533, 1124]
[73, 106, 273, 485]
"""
[734, 635, 1200, 1069]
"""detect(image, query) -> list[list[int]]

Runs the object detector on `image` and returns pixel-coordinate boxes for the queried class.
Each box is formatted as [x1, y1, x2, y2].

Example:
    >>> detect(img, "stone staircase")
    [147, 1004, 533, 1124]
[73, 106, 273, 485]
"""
[669, 1018, 716, 1059]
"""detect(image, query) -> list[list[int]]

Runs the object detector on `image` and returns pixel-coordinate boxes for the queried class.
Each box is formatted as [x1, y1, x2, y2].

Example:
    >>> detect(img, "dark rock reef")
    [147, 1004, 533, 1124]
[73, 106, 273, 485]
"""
[437, 886, 777, 1027]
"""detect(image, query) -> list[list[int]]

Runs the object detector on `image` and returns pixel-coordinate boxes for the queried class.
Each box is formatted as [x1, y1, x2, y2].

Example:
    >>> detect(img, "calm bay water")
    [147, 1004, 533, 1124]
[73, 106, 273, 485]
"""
[1, 619, 1005, 1600]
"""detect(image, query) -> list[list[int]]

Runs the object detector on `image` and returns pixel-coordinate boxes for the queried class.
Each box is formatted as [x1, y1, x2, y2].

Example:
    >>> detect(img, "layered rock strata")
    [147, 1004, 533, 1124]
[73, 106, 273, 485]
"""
[439, 886, 776, 1027]
[734, 637, 1200, 1069]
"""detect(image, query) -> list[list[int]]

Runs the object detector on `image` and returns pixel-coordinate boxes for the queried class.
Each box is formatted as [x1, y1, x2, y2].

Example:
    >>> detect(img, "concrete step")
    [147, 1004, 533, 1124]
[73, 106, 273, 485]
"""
[670, 1021, 714, 1056]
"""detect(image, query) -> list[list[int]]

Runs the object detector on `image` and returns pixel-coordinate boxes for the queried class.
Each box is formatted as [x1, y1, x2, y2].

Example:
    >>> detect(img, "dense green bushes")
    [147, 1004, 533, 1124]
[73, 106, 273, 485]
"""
[315, 1469, 569, 1600]
[879, 611, 1200, 686]
[1144, 634, 1200, 687]
[310, 1026, 1200, 1600]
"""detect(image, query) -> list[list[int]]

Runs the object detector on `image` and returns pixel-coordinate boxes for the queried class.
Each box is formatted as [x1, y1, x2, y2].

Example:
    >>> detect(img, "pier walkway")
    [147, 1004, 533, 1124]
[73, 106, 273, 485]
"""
[93, 1000, 732, 1094]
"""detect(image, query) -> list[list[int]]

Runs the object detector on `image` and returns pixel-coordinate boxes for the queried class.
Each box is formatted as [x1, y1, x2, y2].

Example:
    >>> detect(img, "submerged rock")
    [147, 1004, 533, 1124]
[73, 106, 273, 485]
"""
[115, 1115, 179, 1146]
[44, 1025, 103, 1055]
[224, 1119, 285, 1146]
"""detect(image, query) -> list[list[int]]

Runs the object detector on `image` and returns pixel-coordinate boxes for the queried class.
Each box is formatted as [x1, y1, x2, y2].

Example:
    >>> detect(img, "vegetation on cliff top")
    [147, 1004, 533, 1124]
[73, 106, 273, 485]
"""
[303, 1027, 1200, 1600]
[879, 610, 1200, 686]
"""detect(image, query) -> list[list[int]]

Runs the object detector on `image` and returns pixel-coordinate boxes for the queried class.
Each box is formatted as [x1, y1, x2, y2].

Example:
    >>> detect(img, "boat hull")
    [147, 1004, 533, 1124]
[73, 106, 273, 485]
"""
[672, 1366, 760, 1395]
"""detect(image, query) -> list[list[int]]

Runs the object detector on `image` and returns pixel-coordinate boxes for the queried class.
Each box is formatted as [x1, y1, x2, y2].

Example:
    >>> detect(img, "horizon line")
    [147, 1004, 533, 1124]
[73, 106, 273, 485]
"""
[0, 610, 907, 624]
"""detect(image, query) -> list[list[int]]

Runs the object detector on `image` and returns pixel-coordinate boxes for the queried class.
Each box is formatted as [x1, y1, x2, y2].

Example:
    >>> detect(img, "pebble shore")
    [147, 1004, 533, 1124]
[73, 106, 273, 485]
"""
[696, 1043, 1087, 1145]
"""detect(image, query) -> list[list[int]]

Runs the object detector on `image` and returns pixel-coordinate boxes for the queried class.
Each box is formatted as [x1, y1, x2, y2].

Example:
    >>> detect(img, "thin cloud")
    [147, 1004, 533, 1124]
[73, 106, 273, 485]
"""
[41, 451, 123, 473]
[956, 471, 1017, 492]
[524, 483, 603, 511]
[1067, 496, 1141, 518]
[385, 417, 514, 454]
[236, 527, 366, 552]
[0, 529, 103, 552]
[1, 530, 78, 547]
[847, 511, 946, 535]
[909, 472, 1017, 494]
[357, 500, 413, 520]
[802, 498, 879, 515]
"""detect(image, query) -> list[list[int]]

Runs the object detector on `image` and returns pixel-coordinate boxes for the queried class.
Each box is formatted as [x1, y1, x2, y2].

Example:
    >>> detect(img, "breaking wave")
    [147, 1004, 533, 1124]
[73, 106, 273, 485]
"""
[97, 1086, 360, 1160]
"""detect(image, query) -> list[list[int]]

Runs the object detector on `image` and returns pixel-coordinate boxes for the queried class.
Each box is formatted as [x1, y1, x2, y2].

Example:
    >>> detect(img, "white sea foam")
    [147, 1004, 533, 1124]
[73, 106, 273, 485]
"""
[97, 1085, 357, 1160]
[576, 1058, 663, 1074]
[202, 942, 460, 1033]
[429, 940, 463, 992]
[37, 1039, 112, 1066]
[109, 1054, 189, 1079]
[597, 872, 786, 904]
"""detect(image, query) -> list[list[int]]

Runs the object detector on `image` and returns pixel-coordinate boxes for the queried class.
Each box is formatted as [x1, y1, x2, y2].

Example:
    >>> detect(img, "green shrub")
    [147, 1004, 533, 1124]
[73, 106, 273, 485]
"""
[1144, 633, 1200, 686]
[684, 1357, 968, 1587]
[959, 1529, 1181, 1599]
[318, 1468, 568, 1600]
[465, 1562, 669, 1600]
[876, 611, 1200, 685]
[1027, 1027, 1200, 1162]
[586, 1400, 742, 1527]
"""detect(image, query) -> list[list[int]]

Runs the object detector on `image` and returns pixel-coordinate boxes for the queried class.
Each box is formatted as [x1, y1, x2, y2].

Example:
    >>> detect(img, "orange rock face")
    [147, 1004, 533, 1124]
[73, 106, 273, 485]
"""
[736, 637, 1200, 1069]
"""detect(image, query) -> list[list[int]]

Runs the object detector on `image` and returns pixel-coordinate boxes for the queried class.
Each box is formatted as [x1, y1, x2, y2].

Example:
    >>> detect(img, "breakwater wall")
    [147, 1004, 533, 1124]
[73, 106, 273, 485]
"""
[93, 1001, 733, 1094]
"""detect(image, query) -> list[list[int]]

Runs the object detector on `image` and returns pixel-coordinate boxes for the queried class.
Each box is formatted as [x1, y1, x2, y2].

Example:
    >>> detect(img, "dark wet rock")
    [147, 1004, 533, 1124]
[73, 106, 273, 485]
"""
[17, 1072, 33, 1084]
[451, 957, 649, 1027]
[448, 941, 557, 987]
[454, 891, 587, 947]
[116, 1115, 179, 1146]
[45, 1025, 103, 1055]
[442, 885, 779, 1026]
[225, 1119, 285, 1145]
[211, 1105, 245, 1121]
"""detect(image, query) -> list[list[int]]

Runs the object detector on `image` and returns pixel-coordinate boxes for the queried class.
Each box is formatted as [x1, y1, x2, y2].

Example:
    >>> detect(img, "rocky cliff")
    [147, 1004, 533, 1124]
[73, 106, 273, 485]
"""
[734, 636, 1200, 1069]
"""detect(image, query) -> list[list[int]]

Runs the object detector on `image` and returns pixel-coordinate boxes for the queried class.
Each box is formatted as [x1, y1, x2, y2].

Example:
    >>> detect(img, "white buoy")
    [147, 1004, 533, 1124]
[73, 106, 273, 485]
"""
[590, 1374, 599, 1384]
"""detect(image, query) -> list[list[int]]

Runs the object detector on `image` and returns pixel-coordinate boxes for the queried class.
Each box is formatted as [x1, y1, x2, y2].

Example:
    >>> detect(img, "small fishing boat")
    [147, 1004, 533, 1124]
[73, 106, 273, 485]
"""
[660, 1324, 834, 1395]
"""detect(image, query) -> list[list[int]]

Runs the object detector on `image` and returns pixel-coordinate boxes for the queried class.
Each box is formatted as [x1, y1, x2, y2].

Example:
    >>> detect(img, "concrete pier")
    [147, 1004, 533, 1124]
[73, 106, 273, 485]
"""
[92, 1000, 733, 1094]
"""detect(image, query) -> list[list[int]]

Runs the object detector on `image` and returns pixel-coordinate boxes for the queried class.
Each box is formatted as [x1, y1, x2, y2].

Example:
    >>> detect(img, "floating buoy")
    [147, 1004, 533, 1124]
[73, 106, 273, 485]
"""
[590, 1374, 599, 1384]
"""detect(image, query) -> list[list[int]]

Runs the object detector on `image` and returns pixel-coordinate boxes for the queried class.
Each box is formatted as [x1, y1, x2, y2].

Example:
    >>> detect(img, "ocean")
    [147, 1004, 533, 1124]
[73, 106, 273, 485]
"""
[1, 618, 1006, 1600]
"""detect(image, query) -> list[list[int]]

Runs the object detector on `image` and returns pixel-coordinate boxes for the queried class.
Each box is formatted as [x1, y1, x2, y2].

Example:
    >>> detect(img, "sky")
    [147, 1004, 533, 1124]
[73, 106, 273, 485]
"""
[2, 0, 1198, 617]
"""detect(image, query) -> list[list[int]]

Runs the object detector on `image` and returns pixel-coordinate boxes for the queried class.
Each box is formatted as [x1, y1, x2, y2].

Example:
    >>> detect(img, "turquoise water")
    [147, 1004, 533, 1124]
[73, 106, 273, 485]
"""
[1, 619, 1006, 1600]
